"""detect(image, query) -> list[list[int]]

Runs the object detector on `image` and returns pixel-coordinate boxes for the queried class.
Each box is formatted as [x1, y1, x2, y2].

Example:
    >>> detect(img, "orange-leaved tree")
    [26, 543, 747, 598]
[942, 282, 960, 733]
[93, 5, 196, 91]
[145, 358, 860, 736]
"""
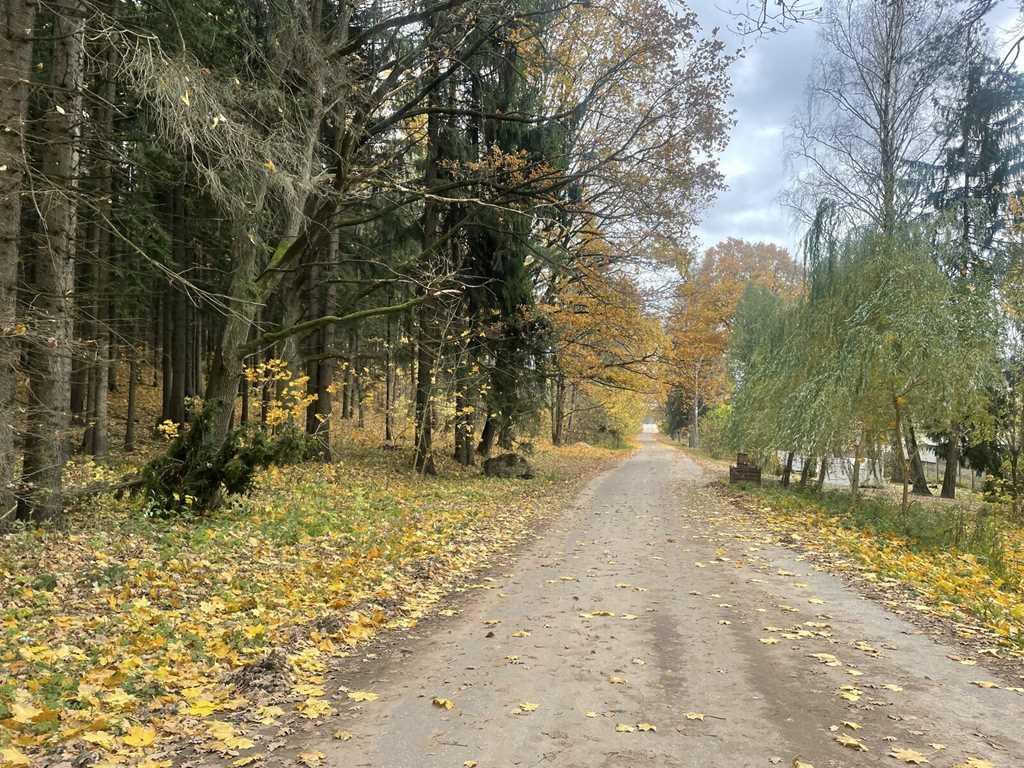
[666, 238, 800, 448]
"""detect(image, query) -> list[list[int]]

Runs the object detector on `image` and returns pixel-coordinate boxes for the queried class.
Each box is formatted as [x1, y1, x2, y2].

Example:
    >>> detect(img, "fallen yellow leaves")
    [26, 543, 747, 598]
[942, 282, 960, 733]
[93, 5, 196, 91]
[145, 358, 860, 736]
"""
[837, 685, 863, 702]
[728, 487, 1024, 653]
[888, 747, 929, 764]
[0, 444, 618, 765]
[517, 702, 539, 713]
[834, 733, 868, 751]
[1, 748, 31, 767]
[298, 697, 335, 718]
[347, 690, 378, 703]
[432, 697, 455, 710]
[684, 712, 705, 721]
[121, 724, 158, 747]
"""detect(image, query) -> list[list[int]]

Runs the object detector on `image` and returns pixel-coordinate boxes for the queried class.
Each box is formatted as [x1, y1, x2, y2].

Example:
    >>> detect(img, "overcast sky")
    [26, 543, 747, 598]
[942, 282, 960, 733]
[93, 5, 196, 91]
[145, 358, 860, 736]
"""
[685, 1, 819, 258]
[685, 0, 1023, 259]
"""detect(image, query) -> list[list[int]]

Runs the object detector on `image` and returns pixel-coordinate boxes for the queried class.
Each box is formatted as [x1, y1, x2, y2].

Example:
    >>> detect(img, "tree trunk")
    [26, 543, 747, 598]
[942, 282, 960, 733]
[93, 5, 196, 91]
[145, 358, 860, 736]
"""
[19, 4, 85, 522]
[906, 423, 932, 496]
[815, 455, 828, 491]
[201, 229, 261, 448]
[688, 388, 700, 449]
[781, 451, 794, 488]
[850, 437, 863, 497]
[799, 456, 816, 488]
[893, 400, 911, 514]
[414, 309, 436, 474]
[551, 373, 565, 446]
[0, 0, 36, 524]
[477, 411, 497, 457]
[169, 184, 188, 424]
[941, 427, 959, 499]
[1012, 451, 1023, 521]
[125, 348, 137, 451]
[454, 382, 474, 466]
[160, 290, 173, 421]
[384, 310, 395, 444]
[83, 56, 114, 458]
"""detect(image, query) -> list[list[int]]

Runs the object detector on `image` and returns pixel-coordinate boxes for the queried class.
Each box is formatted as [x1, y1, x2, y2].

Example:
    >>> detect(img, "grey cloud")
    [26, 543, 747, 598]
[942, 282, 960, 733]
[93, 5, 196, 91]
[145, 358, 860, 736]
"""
[686, 1, 823, 254]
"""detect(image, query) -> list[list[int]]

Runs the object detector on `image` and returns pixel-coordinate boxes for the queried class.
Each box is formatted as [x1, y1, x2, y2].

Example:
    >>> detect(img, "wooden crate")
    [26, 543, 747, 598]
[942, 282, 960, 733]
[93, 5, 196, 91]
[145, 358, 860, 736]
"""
[729, 453, 761, 485]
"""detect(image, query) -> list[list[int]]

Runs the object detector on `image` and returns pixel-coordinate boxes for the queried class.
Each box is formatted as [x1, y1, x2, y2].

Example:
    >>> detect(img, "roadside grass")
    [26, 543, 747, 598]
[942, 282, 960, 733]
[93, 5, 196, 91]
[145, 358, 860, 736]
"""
[729, 481, 1024, 652]
[0, 441, 618, 766]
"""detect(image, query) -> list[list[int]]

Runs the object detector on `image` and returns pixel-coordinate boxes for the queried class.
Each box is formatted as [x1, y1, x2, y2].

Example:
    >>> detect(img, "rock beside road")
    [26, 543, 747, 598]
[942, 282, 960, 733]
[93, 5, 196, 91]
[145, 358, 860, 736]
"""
[482, 453, 535, 479]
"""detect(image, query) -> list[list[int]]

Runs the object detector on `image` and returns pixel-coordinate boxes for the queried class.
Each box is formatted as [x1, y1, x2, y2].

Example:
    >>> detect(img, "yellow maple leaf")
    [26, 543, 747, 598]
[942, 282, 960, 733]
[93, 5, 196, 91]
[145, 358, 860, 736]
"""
[0, 748, 31, 767]
[518, 702, 538, 712]
[835, 733, 868, 751]
[207, 721, 235, 740]
[186, 698, 219, 716]
[464, 762, 478, 768]
[10, 702, 41, 724]
[298, 697, 334, 718]
[684, 712, 705, 721]
[122, 724, 158, 747]
[347, 691, 378, 703]
[636, 722, 656, 732]
[297, 751, 324, 767]
[432, 697, 455, 710]
[82, 730, 118, 750]
[233, 756, 263, 767]
[888, 748, 929, 764]
[614, 723, 635, 733]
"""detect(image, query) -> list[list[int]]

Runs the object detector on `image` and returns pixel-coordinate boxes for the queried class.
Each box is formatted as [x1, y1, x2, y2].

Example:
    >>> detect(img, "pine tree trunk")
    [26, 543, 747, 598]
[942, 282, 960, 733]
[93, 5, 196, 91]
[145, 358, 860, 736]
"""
[160, 291, 173, 421]
[169, 185, 188, 423]
[0, 1, 36, 523]
[414, 310, 436, 474]
[125, 349, 137, 451]
[384, 310, 395, 444]
[19, 4, 85, 522]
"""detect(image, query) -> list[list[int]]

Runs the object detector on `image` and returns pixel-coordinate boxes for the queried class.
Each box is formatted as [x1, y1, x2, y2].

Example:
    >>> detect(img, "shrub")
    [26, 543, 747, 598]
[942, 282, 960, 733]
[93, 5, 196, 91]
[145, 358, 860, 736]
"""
[140, 413, 319, 516]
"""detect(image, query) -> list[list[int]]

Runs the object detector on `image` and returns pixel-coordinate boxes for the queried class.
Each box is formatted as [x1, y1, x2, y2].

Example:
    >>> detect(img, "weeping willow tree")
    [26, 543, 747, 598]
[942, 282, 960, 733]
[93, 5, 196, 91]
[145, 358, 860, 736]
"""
[728, 217, 998, 510]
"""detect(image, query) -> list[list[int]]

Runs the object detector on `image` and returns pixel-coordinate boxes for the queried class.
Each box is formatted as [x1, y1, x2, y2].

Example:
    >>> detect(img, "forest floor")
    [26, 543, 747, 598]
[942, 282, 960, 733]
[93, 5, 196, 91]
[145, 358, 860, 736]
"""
[6, 435, 1024, 768]
[0, 440, 622, 768]
[173, 433, 1022, 768]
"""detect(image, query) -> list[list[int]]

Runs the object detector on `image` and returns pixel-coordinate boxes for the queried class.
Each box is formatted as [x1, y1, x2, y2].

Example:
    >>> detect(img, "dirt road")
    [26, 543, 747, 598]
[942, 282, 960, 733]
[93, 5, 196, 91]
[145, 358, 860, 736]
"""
[301, 434, 1024, 767]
